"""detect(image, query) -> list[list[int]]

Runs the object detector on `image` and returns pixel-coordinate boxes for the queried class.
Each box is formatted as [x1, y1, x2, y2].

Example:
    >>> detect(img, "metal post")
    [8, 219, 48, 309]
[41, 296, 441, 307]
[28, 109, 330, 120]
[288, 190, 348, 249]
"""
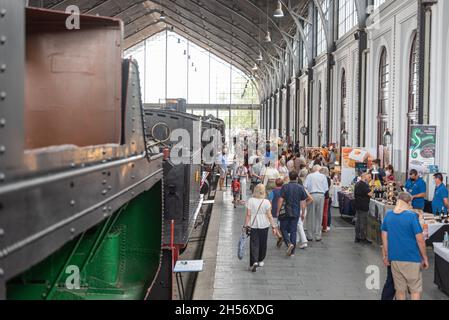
[144, 39, 147, 102]
[165, 28, 168, 104]
[229, 63, 232, 145]
[187, 40, 189, 103]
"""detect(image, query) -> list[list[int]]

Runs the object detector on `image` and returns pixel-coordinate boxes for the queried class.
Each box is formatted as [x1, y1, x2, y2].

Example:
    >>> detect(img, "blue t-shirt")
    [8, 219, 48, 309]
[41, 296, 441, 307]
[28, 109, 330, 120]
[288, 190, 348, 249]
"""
[268, 187, 282, 218]
[381, 210, 423, 263]
[432, 184, 449, 214]
[405, 178, 427, 209]
[280, 182, 308, 218]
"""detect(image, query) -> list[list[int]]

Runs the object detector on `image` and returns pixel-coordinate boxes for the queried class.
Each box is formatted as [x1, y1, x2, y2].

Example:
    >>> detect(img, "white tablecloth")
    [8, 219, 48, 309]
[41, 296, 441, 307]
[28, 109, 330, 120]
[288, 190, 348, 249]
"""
[331, 185, 341, 208]
[429, 223, 447, 238]
[433, 243, 449, 263]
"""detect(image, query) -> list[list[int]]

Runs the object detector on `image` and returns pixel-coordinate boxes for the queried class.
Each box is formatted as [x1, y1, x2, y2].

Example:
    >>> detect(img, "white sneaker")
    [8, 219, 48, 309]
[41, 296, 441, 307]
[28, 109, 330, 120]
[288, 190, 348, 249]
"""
[249, 263, 258, 272]
[299, 243, 308, 249]
[258, 262, 264, 267]
[326, 227, 331, 232]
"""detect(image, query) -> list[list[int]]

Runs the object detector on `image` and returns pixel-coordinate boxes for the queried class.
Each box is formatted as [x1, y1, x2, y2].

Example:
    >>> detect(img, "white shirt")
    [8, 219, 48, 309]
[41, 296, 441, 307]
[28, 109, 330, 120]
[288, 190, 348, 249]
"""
[287, 160, 295, 172]
[304, 172, 329, 194]
[246, 198, 272, 229]
[261, 167, 280, 184]
[278, 165, 289, 178]
[248, 155, 259, 166]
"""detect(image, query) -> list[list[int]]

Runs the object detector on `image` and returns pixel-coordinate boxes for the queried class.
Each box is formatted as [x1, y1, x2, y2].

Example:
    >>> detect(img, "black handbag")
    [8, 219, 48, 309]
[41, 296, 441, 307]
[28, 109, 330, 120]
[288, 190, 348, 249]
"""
[278, 201, 295, 220]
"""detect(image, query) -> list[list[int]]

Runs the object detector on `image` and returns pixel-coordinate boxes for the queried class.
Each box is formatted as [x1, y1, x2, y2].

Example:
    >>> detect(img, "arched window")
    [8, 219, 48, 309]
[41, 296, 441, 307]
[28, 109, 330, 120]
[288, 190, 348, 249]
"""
[341, 69, 347, 146]
[408, 33, 418, 125]
[378, 48, 389, 147]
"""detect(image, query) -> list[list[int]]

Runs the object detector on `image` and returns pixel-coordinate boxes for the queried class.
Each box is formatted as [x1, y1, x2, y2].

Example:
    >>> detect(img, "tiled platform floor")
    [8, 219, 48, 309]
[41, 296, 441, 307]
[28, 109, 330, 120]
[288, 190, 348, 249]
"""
[212, 189, 449, 300]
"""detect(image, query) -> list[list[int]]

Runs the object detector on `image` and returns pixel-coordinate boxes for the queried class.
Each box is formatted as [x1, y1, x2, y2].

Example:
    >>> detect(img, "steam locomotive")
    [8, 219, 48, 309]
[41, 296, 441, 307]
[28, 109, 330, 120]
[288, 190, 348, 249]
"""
[0, 3, 224, 300]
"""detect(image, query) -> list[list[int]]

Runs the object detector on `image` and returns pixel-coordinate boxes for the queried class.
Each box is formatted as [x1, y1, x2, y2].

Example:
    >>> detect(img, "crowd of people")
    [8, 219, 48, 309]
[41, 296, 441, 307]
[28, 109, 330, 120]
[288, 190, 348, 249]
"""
[218, 138, 449, 300]
[219, 143, 339, 273]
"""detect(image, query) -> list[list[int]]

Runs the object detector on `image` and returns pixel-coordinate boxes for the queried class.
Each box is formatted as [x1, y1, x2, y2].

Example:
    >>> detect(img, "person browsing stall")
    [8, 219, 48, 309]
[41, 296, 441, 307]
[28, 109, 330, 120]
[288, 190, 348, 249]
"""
[432, 173, 449, 214]
[354, 172, 373, 245]
[304, 165, 329, 242]
[404, 169, 427, 210]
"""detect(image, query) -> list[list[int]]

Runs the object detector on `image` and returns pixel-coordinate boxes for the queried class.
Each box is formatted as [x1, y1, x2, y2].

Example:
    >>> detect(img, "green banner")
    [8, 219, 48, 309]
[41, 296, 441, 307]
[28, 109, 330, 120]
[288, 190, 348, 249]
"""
[409, 125, 437, 174]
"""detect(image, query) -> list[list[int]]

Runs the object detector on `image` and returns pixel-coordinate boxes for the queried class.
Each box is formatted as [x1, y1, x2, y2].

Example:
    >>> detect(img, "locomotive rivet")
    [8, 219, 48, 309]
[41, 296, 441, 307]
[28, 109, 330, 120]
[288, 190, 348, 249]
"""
[131, 175, 135, 179]
[70, 163, 76, 168]
[0, 145, 5, 154]
[132, 129, 136, 133]
[0, 118, 5, 127]
[102, 180, 107, 185]
[0, 36, 6, 45]
[0, 91, 6, 100]
[0, 228, 4, 236]
[108, 185, 112, 190]
[70, 228, 75, 234]
[0, 173, 5, 182]
[102, 206, 107, 212]
[0, 64, 5, 73]
[108, 206, 112, 212]
[70, 200, 75, 206]
[131, 192, 135, 196]
[0, 8, 6, 17]
[0, 269, 4, 276]
[102, 190, 107, 195]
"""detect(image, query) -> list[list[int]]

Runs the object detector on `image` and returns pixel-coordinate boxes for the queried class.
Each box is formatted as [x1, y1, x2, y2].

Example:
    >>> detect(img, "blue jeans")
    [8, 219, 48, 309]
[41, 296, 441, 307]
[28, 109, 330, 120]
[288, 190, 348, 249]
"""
[280, 217, 299, 253]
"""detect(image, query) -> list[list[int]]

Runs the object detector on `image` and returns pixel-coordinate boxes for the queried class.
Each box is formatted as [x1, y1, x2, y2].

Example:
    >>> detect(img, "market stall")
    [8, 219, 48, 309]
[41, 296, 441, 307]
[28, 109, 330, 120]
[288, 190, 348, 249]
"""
[433, 243, 449, 296]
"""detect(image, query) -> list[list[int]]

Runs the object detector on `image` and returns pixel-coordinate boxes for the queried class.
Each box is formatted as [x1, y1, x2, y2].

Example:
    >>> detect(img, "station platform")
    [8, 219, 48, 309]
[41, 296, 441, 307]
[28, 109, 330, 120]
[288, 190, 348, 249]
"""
[194, 188, 449, 300]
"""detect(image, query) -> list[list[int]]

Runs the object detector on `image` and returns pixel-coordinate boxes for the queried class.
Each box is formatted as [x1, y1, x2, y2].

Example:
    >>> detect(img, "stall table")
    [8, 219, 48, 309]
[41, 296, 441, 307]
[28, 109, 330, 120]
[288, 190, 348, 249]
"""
[433, 243, 449, 297]
[331, 185, 342, 208]
[426, 223, 449, 246]
[367, 200, 395, 245]
[337, 191, 355, 217]
[369, 199, 395, 223]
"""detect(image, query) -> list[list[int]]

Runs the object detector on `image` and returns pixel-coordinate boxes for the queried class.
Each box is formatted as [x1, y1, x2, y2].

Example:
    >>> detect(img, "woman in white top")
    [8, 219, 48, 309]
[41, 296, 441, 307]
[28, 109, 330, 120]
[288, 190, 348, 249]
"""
[261, 162, 281, 194]
[244, 184, 278, 272]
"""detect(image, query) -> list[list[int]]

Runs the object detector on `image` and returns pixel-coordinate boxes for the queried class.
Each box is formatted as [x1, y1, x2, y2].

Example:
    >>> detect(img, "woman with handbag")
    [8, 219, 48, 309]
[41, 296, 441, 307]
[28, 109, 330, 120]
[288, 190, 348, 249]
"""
[244, 184, 278, 272]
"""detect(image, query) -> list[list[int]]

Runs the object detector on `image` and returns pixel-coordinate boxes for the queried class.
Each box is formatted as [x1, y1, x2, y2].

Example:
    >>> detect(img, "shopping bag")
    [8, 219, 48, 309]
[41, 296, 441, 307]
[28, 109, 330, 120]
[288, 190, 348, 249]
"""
[237, 231, 248, 260]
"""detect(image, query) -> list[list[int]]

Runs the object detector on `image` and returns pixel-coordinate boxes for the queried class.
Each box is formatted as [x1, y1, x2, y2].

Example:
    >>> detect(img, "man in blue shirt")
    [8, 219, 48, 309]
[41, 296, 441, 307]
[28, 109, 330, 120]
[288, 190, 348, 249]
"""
[381, 192, 429, 300]
[432, 173, 449, 214]
[404, 169, 427, 210]
[276, 172, 310, 257]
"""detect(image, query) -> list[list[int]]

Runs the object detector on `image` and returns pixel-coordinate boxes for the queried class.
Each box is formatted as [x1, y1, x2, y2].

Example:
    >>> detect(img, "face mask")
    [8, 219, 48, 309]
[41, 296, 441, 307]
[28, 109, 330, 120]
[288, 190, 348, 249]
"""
[386, 171, 391, 177]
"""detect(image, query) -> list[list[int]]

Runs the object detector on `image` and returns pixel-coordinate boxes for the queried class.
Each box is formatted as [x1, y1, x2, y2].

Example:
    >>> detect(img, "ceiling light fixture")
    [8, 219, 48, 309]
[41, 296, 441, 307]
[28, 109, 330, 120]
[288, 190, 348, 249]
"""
[273, 1, 284, 18]
[264, 31, 271, 43]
